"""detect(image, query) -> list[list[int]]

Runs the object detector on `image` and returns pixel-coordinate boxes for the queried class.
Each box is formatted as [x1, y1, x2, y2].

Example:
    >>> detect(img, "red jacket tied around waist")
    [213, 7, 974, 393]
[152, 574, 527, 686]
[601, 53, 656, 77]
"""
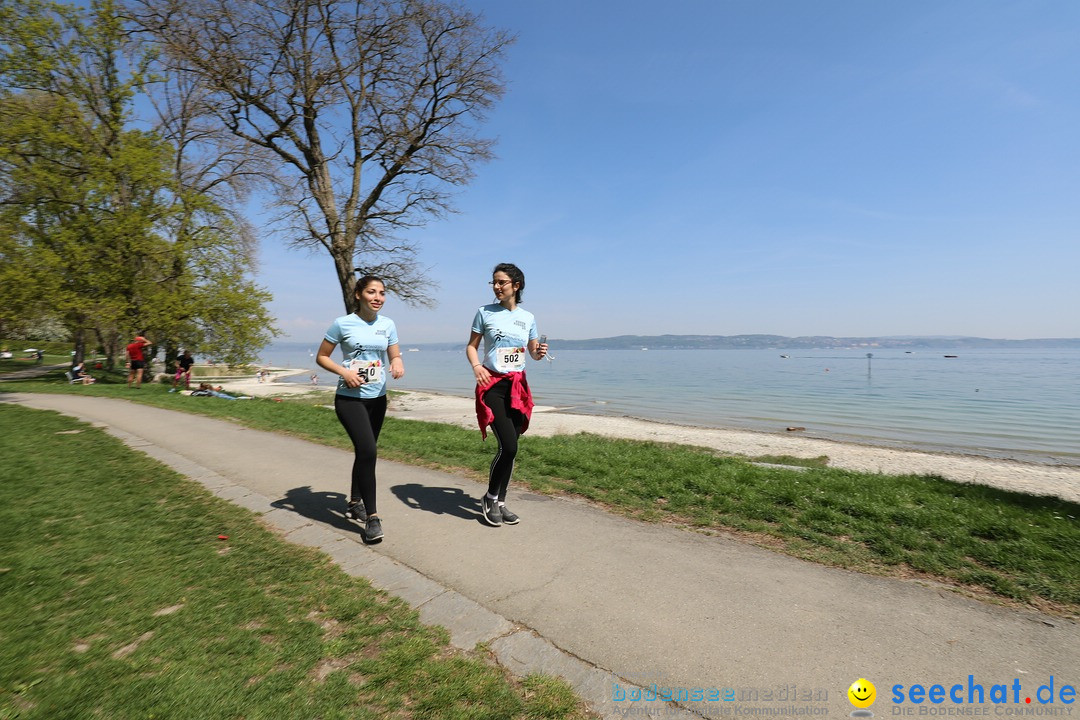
[474, 370, 534, 440]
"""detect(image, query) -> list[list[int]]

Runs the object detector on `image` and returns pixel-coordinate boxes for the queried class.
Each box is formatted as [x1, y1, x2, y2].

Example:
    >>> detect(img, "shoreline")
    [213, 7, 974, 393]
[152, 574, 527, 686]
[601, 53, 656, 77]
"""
[389, 389, 1080, 505]
[537, 404, 1080, 468]
[216, 371, 1080, 504]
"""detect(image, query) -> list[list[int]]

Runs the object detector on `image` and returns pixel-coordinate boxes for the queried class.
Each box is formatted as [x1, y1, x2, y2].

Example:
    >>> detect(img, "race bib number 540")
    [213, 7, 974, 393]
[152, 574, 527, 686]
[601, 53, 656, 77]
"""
[495, 347, 526, 373]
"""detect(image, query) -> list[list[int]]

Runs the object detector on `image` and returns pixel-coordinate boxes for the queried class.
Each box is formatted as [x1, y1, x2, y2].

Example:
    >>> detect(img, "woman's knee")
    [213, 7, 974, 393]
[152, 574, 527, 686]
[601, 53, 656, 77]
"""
[353, 439, 379, 463]
[494, 429, 518, 458]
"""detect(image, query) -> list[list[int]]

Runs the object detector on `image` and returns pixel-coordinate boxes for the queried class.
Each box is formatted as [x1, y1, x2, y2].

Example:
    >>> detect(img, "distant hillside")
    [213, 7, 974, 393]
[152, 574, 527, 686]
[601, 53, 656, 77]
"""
[408, 335, 1080, 351]
[548, 335, 1080, 350]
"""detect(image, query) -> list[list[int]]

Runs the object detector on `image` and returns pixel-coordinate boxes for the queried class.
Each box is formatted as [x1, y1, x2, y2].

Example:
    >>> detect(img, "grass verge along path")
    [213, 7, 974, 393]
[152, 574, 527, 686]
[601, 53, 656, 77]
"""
[0, 403, 593, 720]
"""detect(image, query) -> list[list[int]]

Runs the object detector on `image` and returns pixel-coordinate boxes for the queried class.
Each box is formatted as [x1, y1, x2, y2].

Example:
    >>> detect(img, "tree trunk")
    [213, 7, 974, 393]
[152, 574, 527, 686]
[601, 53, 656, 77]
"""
[334, 248, 357, 315]
[72, 327, 85, 365]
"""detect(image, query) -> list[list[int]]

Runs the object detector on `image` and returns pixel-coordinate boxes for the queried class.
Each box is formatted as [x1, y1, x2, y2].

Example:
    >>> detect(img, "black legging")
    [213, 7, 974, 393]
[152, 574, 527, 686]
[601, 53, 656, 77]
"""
[334, 394, 388, 515]
[482, 378, 526, 502]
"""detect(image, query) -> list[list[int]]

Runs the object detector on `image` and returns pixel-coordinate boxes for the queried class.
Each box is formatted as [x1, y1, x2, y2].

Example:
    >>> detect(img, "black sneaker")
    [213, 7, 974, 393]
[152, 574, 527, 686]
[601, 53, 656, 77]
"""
[345, 500, 367, 523]
[499, 505, 519, 525]
[481, 495, 502, 527]
[364, 517, 383, 541]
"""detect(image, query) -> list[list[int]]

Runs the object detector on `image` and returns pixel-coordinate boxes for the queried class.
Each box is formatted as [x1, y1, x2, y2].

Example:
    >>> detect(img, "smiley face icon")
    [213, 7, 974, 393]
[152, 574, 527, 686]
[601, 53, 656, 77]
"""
[848, 678, 876, 709]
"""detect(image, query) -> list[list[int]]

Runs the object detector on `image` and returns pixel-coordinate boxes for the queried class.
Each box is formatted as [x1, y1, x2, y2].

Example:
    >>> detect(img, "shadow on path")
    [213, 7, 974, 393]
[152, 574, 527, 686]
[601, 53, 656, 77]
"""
[391, 483, 483, 523]
[271, 485, 363, 537]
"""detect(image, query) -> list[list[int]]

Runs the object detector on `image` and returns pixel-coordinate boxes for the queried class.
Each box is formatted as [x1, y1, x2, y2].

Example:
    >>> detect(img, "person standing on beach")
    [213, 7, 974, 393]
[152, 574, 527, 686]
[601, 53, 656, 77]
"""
[316, 275, 405, 542]
[126, 333, 152, 388]
[173, 349, 195, 390]
[466, 263, 547, 527]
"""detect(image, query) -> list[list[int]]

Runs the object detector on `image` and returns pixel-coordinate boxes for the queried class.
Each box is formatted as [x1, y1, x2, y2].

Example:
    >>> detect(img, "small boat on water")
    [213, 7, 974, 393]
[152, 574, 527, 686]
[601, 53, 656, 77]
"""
[780, 354, 789, 358]
[944, 355, 958, 358]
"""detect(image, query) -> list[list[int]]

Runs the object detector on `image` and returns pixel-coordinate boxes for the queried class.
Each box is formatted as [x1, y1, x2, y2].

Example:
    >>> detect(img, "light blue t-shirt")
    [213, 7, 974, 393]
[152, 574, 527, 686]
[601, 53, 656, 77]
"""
[324, 313, 399, 398]
[471, 304, 538, 373]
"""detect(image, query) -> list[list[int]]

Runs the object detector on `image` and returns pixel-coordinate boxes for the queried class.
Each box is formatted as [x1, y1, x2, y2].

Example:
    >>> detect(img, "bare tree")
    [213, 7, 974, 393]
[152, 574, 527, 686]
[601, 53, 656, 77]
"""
[128, 0, 512, 313]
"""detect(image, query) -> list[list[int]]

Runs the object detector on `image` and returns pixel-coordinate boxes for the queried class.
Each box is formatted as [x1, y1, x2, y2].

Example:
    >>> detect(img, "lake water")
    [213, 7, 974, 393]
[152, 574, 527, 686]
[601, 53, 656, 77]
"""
[260, 343, 1080, 466]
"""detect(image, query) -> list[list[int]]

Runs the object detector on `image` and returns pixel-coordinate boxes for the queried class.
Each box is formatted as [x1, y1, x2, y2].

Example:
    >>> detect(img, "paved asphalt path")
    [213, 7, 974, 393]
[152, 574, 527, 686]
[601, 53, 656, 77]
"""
[5, 392, 1077, 719]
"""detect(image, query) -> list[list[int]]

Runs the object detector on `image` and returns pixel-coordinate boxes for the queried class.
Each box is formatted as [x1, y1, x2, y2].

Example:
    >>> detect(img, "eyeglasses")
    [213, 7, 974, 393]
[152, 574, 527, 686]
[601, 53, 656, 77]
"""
[488, 279, 514, 287]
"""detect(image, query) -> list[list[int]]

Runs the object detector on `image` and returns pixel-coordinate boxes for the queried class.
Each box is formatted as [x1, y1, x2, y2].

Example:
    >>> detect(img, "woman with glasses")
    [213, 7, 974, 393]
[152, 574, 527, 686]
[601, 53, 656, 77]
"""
[466, 263, 548, 527]
[317, 274, 405, 542]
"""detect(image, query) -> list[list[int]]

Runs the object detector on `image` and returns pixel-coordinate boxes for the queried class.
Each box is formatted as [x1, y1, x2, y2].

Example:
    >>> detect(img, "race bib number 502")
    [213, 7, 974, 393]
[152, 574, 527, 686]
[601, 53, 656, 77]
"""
[495, 347, 526, 373]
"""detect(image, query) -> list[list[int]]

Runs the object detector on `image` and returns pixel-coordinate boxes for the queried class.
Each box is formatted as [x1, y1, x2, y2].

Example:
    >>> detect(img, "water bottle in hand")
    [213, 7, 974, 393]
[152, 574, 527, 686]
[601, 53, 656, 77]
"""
[539, 335, 554, 362]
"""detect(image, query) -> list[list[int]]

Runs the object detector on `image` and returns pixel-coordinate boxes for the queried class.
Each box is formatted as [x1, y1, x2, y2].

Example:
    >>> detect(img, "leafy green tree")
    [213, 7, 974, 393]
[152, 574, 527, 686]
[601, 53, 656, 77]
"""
[0, 0, 277, 367]
[145, 69, 278, 368]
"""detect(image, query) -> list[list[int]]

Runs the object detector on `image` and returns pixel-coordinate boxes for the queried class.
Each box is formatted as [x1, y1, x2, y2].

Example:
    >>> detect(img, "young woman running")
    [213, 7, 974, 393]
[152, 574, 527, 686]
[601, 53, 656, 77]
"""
[317, 275, 405, 542]
[466, 263, 548, 527]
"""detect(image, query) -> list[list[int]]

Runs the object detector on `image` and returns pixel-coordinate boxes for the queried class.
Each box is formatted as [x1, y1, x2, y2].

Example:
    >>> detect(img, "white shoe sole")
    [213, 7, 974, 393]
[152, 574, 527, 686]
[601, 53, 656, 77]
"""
[481, 499, 502, 526]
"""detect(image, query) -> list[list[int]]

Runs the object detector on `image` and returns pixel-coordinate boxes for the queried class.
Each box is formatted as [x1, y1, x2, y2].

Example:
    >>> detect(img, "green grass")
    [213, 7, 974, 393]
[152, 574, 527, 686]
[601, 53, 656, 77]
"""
[0, 339, 79, 370]
[751, 454, 829, 469]
[0, 356, 69, 372]
[0, 404, 595, 720]
[4, 370, 1080, 614]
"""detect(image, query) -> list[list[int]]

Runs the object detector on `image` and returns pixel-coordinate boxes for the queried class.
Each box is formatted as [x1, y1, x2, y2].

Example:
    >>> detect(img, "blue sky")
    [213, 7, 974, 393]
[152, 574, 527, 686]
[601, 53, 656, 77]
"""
[259, 0, 1080, 344]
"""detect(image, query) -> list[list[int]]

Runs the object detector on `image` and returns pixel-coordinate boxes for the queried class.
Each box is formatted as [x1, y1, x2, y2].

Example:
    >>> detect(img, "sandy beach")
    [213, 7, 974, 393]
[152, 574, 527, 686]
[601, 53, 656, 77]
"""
[218, 370, 1080, 504]
[211, 369, 331, 397]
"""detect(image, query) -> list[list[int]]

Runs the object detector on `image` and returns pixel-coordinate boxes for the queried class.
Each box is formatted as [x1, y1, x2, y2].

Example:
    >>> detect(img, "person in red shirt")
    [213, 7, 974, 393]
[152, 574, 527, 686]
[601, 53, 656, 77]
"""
[126, 333, 152, 388]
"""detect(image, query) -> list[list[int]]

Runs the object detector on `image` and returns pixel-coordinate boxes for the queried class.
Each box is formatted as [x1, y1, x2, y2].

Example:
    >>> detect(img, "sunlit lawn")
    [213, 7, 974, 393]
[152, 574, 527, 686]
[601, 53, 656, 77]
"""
[0, 403, 595, 719]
